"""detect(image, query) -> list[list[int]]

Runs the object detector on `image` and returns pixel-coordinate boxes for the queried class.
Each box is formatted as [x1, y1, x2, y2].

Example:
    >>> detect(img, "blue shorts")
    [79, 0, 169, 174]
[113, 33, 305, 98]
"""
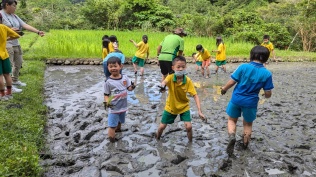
[226, 102, 257, 123]
[108, 112, 126, 127]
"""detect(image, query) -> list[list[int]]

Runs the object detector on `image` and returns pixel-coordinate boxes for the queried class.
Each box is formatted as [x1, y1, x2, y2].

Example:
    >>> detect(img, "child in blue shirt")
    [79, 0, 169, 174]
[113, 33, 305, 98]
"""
[221, 45, 274, 156]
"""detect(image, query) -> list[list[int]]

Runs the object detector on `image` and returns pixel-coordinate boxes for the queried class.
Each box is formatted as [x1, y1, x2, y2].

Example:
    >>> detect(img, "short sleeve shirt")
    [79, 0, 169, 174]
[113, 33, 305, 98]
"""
[135, 41, 149, 59]
[104, 75, 131, 113]
[198, 48, 211, 61]
[230, 62, 274, 108]
[0, 10, 25, 47]
[261, 42, 274, 58]
[164, 74, 197, 114]
[215, 43, 226, 61]
[0, 24, 19, 60]
[158, 34, 184, 61]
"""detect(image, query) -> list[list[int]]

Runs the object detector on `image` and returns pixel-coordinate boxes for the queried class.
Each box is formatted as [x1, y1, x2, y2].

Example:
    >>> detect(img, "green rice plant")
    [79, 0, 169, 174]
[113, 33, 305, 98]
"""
[20, 30, 316, 61]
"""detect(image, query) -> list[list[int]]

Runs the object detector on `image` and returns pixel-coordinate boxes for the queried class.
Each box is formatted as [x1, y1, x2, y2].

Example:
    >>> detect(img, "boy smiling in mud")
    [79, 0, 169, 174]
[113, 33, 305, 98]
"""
[103, 56, 136, 143]
[221, 46, 274, 156]
[156, 56, 205, 142]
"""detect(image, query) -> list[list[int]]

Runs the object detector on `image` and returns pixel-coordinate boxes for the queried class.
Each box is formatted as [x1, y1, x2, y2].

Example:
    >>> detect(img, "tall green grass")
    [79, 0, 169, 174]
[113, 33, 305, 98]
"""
[20, 30, 315, 61]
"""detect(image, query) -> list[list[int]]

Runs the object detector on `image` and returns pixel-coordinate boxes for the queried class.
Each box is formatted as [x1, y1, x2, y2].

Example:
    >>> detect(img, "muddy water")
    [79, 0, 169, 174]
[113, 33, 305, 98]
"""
[41, 62, 316, 177]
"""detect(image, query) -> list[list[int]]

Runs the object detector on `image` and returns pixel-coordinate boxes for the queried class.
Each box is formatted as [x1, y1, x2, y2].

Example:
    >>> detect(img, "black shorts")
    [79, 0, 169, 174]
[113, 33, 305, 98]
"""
[159, 60, 174, 75]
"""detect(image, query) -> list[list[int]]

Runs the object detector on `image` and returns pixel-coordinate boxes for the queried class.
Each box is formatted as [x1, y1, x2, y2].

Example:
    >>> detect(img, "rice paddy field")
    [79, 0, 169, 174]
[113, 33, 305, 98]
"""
[20, 30, 316, 61]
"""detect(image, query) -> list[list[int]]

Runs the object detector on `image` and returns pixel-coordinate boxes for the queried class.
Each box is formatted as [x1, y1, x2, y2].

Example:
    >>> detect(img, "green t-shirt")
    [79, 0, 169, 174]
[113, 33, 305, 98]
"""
[158, 34, 184, 61]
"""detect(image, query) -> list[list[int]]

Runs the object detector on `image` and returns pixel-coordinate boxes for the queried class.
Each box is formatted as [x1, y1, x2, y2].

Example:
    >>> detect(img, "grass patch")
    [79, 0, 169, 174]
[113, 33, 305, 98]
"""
[0, 60, 46, 176]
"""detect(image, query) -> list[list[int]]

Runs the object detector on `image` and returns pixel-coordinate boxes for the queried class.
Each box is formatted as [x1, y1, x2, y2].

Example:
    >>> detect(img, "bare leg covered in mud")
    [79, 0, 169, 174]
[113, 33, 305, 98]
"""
[184, 122, 193, 142]
[156, 123, 167, 140]
[243, 120, 253, 149]
[108, 123, 122, 143]
[227, 117, 237, 156]
[156, 122, 193, 142]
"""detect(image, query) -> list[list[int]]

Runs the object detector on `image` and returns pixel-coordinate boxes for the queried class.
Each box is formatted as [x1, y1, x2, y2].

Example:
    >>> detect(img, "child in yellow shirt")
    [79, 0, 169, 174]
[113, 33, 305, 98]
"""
[156, 56, 205, 142]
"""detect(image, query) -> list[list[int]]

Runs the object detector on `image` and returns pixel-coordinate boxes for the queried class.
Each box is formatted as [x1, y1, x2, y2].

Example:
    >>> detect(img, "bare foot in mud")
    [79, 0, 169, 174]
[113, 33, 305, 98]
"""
[109, 137, 116, 143]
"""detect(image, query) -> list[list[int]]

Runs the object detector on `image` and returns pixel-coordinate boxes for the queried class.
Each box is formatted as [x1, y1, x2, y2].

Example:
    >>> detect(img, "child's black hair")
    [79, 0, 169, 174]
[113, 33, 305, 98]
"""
[263, 35, 270, 40]
[250, 46, 270, 63]
[102, 35, 110, 53]
[196, 44, 203, 51]
[216, 36, 224, 46]
[172, 55, 186, 65]
[107, 56, 121, 65]
[142, 35, 148, 44]
[109, 35, 118, 42]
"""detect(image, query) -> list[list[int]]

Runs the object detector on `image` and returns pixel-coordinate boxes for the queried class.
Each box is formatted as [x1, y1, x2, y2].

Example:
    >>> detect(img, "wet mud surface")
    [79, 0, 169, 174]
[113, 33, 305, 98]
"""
[41, 63, 316, 177]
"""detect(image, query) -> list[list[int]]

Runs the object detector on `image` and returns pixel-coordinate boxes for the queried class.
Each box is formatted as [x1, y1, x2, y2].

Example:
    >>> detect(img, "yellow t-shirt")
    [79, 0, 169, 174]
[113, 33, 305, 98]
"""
[109, 42, 115, 53]
[194, 53, 203, 62]
[0, 24, 19, 60]
[197, 48, 211, 61]
[261, 42, 274, 58]
[102, 48, 108, 59]
[135, 41, 149, 59]
[164, 74, 197, 115]
[215, 43, 226, 61]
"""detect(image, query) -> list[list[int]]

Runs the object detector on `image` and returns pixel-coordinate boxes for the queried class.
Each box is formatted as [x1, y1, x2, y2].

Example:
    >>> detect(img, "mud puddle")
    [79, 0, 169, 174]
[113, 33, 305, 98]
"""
[41, 63, 316, 176]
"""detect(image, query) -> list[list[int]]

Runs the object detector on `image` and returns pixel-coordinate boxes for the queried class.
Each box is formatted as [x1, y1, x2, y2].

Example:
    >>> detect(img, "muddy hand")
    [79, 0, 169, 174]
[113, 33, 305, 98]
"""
[103, 102, 114, 109]
[131, 81, 136, 89]
[220, 87, 227, 95]
[158, 85, 166, 93]
[199, 113, 207, 123]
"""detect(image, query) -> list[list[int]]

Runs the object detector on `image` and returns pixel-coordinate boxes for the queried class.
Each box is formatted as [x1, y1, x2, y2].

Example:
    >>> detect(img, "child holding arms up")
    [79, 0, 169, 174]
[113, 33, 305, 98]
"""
[129, 35, 149, 76]
[103, 57, 136, 142]
[212, 36, 227, 73]
[196, 44, 211, 78]
[220, 46, 274, 156]
[0, 17, 20, 100]
[156, 56, 205, 142]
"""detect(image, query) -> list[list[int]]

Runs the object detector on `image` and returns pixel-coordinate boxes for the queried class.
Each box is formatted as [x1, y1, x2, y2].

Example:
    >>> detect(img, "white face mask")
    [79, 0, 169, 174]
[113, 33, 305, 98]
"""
[174, 70, 186, 76]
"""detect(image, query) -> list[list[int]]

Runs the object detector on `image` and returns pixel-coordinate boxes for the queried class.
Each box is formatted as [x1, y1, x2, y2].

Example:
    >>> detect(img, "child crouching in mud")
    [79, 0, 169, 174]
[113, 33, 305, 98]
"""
[156, 56, 205, 142]
[103, 57, 136, 143]
[221, 46, 274, 156]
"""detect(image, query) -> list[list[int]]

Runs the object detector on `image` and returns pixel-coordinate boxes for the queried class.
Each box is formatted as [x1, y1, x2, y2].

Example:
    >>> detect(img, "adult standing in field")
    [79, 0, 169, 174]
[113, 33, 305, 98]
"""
[103, 49, 125, 78]
[129, 35, 149, 76]
[212, 36, 227, 73]
[0, 0, 45, 91]
[0, 13, 20, 101]
[157, 28, 187, 81]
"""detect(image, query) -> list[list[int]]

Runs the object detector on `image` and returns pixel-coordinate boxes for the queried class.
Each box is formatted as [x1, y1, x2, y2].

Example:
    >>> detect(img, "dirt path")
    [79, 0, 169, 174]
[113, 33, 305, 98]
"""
[41, 62, 316, 177]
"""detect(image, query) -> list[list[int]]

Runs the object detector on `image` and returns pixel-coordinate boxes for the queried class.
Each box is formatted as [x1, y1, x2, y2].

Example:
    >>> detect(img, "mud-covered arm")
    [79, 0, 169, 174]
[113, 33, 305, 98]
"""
[193, 94, 205, 119]
[221, 79, 237, 95]
[263, 90, 272, 98]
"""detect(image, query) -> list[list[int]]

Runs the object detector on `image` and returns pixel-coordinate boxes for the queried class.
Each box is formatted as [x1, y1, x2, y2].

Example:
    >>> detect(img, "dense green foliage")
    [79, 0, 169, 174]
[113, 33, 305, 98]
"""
[15, 0, 316, 52]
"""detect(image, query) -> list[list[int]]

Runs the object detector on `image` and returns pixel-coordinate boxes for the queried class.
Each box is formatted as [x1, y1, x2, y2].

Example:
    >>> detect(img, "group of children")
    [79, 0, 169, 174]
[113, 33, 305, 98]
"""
[102, 33, 275, 157]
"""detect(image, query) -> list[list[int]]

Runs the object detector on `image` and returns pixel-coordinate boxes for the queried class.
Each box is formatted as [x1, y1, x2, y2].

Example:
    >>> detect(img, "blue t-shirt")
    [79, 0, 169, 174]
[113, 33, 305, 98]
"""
[103, 52, 125, 64]
[230, 62, 274, 108]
